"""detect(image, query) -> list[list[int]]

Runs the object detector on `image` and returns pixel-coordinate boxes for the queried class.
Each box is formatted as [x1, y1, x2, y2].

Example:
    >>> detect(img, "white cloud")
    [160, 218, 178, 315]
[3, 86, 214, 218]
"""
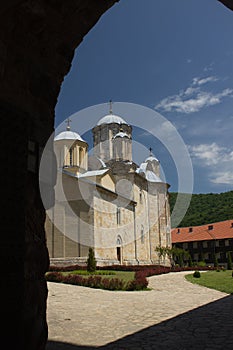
[155, 75, 233, 114]
[211, 172, 233, 185]
[189, 143, 226, 166]
[192, 76, 218, 86]
[189, 142, 233, 185]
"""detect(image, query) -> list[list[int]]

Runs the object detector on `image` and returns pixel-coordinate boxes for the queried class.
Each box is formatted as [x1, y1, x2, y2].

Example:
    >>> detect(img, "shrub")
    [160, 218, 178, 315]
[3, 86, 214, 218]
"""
[126, 271, 148, 291]
[45, 272, 64, 282]
[193, 270, 201, 278]
[87, 247, 96, 273]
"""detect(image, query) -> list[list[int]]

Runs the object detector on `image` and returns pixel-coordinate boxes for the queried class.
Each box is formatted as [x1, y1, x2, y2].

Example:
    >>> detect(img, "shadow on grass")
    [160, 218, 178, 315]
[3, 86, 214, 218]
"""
[47, 295, 233, 350]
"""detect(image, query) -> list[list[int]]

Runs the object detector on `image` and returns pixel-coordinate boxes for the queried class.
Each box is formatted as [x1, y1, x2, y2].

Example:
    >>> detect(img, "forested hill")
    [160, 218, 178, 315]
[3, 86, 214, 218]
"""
[169, 191, 233, 228]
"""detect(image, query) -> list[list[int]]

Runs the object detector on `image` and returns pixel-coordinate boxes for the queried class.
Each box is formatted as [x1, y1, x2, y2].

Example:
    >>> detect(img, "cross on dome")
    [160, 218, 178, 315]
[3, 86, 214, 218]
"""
[65, 117, 72, 131]
[109, 99, 113, 114]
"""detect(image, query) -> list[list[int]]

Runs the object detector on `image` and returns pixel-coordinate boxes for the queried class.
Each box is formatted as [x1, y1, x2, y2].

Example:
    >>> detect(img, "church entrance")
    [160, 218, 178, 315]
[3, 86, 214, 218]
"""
[116, 236, 122, 264]
[117, 247, 121, 263]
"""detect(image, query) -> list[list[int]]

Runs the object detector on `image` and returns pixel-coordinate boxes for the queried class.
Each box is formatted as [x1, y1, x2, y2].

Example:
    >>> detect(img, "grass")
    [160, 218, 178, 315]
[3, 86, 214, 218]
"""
[62, 269, 135, 283]
[185, 270, 233, 294]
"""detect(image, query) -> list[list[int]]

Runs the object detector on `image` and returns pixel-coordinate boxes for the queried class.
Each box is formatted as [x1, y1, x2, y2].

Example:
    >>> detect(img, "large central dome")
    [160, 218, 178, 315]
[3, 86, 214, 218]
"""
[54, 130, 85, 142]
[97, 114, 127, 126]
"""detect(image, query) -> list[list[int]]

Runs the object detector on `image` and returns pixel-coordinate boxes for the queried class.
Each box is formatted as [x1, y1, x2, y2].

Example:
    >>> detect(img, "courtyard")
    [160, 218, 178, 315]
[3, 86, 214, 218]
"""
[46, 271, 233, 349]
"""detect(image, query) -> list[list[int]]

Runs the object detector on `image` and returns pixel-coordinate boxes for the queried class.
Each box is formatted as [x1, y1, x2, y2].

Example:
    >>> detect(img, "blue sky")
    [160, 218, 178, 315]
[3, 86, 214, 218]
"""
[55, 0, 233, 194]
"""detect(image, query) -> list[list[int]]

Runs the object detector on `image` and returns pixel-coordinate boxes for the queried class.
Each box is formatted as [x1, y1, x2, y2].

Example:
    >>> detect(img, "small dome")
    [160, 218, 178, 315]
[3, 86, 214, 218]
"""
[145, 170, 162, 183]
[88, 155, 107, 170]
[145, 156, 159, 163]
[113, 132, 130, 139]
[136, 163, 162, 183]
[97, 114, 127, 126]
[54, 130, 85, 142]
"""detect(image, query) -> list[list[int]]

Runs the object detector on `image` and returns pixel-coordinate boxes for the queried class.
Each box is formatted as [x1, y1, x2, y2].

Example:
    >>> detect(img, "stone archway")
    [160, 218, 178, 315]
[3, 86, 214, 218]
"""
[0, 1, 118, 349]
[0, 1, 231, 349]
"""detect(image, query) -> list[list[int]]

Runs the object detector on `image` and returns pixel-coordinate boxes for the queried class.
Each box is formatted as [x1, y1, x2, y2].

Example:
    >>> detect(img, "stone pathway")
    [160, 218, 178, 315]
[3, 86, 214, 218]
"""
[46, 271, 233, 349]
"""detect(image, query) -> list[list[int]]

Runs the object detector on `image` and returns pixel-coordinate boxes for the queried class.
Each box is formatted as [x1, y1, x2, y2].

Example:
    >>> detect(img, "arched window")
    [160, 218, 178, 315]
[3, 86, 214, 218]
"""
[69, 148, 73, 166]
[116, 235, 122, 246]
[116, 207, 121, 225]
[79, 147, 83, 167]
[141, 224, 144, 243]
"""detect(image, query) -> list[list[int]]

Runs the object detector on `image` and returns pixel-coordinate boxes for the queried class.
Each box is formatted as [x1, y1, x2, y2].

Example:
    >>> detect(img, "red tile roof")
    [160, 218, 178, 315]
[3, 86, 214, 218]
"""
[172, 220, 233, 243]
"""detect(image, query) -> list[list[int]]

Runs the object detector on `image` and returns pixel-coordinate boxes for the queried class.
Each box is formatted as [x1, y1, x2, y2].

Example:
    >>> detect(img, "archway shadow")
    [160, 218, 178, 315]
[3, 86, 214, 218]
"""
[46, 341, 97, 350]
[47, 295, 233, 350]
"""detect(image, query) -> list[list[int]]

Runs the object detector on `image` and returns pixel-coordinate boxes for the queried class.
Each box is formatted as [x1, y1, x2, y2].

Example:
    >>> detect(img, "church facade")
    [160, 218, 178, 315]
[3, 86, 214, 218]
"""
[45, 109, 172, 266]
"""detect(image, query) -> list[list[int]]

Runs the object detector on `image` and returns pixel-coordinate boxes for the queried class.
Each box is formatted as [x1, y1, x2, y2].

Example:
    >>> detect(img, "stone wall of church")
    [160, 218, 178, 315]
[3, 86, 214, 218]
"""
[93, 189, 136, 264]
[133, 180, 151, 264]
[148, 184, 171, 265]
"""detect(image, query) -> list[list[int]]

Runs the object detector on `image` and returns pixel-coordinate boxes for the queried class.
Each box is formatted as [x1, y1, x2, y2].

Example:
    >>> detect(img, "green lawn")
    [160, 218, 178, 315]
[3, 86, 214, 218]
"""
[185, 270, 233, 294]
[62, 270, 135, 283]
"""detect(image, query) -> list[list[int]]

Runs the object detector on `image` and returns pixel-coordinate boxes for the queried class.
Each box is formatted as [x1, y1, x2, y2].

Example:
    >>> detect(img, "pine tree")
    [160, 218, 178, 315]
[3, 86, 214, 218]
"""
[87, 247, 96, 273]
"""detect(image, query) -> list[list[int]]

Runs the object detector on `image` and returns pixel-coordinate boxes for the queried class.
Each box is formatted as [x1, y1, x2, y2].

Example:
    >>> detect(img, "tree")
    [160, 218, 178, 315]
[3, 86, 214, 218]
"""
[172, 247, 190, 267]
[155, 245, 167, 266]
[87, 247, 96, 273]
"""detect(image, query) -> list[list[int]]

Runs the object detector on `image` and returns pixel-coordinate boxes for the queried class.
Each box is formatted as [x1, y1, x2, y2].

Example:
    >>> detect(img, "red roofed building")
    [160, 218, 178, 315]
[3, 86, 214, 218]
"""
[171, 220, 233, 266]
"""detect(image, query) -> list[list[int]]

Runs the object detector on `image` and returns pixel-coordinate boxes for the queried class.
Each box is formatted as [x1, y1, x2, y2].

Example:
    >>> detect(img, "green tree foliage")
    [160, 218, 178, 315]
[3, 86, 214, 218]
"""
[87, 247, 96, 273]
[169, 191, 233, 228]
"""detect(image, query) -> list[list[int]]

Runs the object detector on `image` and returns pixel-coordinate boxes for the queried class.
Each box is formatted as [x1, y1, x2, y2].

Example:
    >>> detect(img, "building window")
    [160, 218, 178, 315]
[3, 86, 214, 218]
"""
[177, 228, 180, 234]
[139, 190, 142, 204]
[193, 242, 197, 249]
[220, 252, 226, 261]
[225, 240, 229, 246]
[208, 225, 213, 230]
[79, 147, 83, 167]
[69, 148, 73, 165]
[215, 240, 219, 247]
[117, 208, 121, 225]
[189, 227, 193, 233]
[219, 240, 225, 247]
[141, 225, 144, 243]
[203, 241, 208, 248]
[183, 242, 188, 249]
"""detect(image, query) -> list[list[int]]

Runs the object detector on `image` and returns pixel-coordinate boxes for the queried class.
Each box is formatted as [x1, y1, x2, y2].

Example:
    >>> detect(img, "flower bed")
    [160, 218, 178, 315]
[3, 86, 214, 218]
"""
[45, 270, 148, 291]
[46, 264, 217, 291]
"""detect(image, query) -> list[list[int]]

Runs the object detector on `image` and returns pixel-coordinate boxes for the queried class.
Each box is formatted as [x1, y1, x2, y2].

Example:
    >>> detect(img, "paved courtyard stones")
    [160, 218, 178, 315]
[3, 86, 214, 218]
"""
[46, 271, 233, 349]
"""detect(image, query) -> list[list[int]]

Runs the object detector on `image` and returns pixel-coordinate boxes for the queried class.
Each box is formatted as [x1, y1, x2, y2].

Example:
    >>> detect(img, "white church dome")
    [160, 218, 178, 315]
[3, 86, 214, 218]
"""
[97, 114, 127, 126]
[145, 156, 159, 163]
[113, 132, 130, 139]
[136, 162, 162, 183]
[145, 170, 162, 183]
[54, 130, 85, 142]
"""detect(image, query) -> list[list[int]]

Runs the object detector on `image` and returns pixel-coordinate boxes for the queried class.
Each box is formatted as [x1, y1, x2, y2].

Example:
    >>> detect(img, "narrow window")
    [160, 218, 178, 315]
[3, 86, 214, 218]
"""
[69, 148, 73, 166]
[189, 227, 193, 233]
[141, 225, 144, 243]
[79, 147, 83, 167]
[208, 225, 213, 230]
[139, 190, 142, 204]
[117, 208, 121, 225]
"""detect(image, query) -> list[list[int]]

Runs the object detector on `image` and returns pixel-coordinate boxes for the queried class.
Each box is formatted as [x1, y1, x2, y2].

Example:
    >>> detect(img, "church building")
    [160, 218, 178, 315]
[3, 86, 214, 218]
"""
[45, 106, 172, 266]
